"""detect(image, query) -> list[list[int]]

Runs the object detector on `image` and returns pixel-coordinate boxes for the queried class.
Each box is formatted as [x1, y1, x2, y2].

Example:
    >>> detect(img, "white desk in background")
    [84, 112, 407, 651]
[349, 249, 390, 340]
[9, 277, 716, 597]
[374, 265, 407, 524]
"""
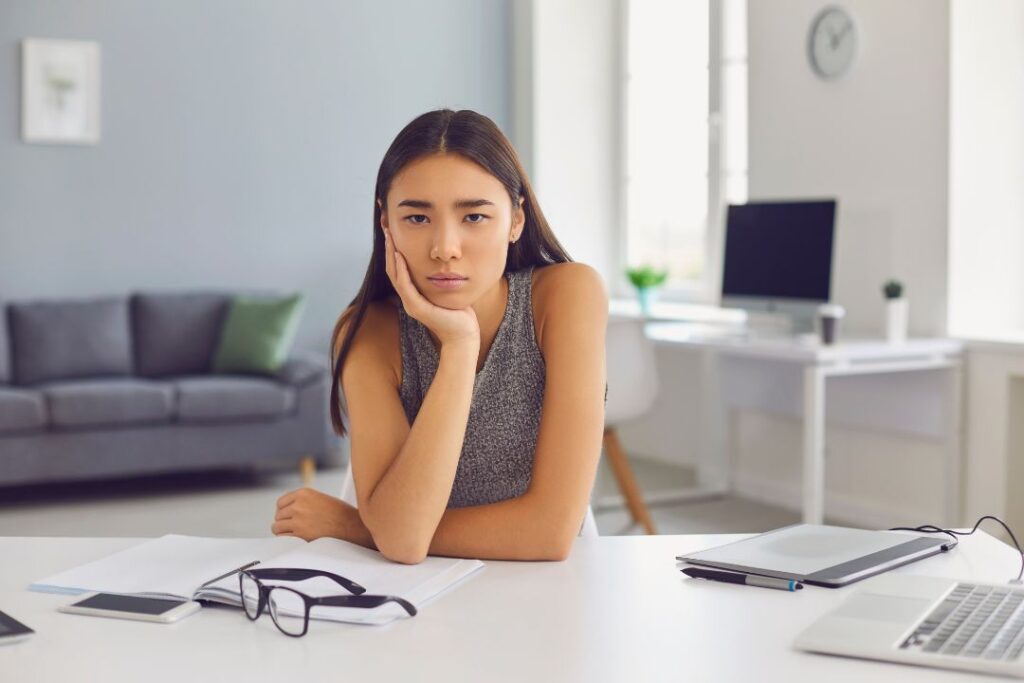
[0, 532, 1015, 682]
[608, 296, 964, 526]
[644, 323, 964, 526]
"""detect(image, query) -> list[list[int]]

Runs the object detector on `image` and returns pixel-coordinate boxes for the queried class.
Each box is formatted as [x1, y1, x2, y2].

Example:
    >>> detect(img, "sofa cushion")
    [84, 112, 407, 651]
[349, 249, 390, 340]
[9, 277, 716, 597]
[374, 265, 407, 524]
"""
[175, 377, 296, 423]
[44, 379, 176, 429]
[132, 293, 231, 377]
[0, 387, 47, 433]
[212, 294, 304, 375]
[273, 355, 324, 386]
[0, 304, 10, 384]
[9, 298, 133, 385]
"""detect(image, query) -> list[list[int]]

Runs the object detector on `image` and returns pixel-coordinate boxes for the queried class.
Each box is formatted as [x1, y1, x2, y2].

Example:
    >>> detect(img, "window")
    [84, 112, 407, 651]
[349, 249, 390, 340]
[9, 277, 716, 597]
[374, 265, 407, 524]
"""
[622, 0, 747, 300]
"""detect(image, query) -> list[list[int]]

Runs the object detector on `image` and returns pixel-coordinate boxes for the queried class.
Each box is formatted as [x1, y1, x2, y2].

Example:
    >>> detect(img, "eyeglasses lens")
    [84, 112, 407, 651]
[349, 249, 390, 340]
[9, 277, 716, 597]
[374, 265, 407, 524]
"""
[240, 573, 261, 619]
[267, 587, 307, 636]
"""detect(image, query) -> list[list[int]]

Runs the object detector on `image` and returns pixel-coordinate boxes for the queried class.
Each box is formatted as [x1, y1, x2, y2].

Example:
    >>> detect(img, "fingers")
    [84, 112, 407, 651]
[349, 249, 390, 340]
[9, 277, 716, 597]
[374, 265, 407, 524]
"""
[393, 251, 428, 317]
[382, 227, 396, 286]
[276, 489, 299, 510]
[271, 519, 293, 535]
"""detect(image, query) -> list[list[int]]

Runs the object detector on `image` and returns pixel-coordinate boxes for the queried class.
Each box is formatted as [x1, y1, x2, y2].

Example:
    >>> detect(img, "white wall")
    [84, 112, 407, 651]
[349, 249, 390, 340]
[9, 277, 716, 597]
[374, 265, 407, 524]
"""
[948, 0, 1024, 337]
[515, 0, 620, 282]
[964, 344, 1024, 533]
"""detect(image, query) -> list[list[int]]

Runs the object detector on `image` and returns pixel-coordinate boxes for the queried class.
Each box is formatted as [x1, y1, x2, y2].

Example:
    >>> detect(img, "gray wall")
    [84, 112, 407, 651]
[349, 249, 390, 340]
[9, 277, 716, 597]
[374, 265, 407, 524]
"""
[0, 0, 511, 353]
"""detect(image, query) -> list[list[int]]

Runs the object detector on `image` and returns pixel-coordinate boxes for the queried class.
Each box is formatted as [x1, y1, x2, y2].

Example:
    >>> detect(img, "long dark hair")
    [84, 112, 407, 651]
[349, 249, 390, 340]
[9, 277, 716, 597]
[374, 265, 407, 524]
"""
[329, 109, 571, 436]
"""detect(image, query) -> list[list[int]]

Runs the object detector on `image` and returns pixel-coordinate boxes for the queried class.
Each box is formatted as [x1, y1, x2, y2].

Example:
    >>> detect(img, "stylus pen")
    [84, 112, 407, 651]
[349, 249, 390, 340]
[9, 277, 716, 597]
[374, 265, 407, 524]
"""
[681, 567, 804, 591]
[198, 560, 261, 589]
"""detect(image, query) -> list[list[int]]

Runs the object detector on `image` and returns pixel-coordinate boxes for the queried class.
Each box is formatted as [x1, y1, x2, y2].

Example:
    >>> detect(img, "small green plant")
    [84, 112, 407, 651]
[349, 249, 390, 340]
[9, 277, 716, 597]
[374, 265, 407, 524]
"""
[626, 265, 668, 290]
[882, 279, 904, 299]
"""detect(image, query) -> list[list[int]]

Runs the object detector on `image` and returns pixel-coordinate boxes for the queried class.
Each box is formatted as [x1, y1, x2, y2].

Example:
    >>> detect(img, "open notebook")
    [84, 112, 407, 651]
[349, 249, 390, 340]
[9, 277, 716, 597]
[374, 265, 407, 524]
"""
[31, 534, 484, 625]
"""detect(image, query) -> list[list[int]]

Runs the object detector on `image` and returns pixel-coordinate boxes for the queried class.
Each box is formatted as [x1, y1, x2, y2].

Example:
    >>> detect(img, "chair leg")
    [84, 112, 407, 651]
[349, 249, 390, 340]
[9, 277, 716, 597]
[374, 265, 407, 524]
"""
[299, 456, 316, 487]
[603, 428, 657, 535]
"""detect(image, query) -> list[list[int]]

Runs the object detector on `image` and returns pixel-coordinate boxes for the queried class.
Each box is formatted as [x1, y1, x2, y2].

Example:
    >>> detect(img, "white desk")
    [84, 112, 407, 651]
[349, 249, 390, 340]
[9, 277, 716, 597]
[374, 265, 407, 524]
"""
[644, 324, 964, 526]
[0, 533, 1015, 682]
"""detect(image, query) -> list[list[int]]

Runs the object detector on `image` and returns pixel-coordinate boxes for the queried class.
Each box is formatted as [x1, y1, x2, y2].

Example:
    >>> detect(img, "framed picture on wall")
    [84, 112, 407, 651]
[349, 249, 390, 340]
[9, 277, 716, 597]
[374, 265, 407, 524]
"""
[21, 38, 101, 144]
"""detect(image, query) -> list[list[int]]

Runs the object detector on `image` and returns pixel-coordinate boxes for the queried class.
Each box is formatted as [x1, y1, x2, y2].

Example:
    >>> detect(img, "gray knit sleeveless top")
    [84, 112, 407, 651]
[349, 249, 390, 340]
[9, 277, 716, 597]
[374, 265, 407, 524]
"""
[398, 267, 544, 508]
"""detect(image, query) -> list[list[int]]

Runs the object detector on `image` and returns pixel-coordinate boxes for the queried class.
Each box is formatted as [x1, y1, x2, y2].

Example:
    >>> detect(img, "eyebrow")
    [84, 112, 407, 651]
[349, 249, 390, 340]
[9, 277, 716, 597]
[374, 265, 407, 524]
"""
[396, 199, 496, 210]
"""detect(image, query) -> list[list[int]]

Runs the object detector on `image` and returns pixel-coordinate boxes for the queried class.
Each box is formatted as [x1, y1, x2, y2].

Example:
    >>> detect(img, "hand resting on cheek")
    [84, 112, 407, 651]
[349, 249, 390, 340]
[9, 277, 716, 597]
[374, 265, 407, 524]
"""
[382, 227, 480, 351]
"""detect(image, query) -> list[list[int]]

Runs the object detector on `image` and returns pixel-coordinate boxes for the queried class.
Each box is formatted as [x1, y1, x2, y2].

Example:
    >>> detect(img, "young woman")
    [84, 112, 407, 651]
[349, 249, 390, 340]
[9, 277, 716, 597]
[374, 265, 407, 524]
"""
[272, 109, 607, 564]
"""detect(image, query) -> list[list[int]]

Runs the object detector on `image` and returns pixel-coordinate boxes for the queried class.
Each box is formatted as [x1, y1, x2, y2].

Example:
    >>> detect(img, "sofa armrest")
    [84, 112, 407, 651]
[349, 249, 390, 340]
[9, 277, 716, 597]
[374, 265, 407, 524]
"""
[274, 352, 328, 387]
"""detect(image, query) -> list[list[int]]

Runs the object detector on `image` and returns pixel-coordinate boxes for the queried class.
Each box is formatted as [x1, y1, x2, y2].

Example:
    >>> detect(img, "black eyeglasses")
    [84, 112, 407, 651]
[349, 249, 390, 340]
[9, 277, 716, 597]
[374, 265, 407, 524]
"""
[239, 568, 417, 637]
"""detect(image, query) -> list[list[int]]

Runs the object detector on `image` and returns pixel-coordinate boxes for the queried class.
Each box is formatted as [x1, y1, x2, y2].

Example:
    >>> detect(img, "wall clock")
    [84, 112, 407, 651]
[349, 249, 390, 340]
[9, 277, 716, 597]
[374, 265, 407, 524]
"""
[808, 6, 858, 80]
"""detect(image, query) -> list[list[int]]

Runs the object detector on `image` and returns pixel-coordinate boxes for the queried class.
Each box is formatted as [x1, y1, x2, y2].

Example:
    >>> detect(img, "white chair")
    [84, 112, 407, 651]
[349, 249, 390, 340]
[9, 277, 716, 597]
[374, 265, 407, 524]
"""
[602, 315, 658, 534]
[339, 466, 599, 537]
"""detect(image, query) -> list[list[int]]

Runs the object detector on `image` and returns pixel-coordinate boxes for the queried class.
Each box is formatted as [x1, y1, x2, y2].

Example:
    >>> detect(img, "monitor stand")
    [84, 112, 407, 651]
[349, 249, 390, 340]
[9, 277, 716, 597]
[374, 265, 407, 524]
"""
[721, 297, 821, 337]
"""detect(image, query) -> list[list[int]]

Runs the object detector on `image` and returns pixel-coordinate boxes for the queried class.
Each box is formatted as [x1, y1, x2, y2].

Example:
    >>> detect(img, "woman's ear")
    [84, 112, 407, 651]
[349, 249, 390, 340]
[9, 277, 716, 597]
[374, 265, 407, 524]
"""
[511, 196, 526, 243]
[378, 199, 389, 231]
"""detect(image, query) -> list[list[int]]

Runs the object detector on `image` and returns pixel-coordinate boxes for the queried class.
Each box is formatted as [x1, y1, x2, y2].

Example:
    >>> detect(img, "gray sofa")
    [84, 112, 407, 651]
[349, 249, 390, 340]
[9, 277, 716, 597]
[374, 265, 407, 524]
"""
[0, 292, 333, 487]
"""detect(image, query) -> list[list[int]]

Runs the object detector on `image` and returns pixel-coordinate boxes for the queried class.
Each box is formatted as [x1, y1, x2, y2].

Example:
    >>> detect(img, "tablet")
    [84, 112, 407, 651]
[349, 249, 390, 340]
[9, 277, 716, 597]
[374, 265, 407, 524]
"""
[0, 610, 34, 645]
[676, 524, 949, 587]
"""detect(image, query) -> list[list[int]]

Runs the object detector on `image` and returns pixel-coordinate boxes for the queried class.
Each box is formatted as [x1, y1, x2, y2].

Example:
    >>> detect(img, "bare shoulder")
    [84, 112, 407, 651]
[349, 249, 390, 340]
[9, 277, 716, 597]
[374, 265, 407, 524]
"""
[531, 263, 608, 347]
[337, 299, 402, 386]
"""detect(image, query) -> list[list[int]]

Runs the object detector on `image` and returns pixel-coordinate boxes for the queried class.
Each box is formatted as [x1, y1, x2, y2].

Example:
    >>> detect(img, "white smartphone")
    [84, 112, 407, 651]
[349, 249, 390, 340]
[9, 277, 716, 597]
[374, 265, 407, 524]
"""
[58, 593, 201, 623]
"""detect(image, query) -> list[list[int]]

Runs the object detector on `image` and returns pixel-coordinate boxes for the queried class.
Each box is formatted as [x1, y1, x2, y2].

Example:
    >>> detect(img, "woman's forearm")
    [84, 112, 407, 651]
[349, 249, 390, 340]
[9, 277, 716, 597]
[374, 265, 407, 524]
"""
[426, 493, 580, 561]
[361, 340, 478, 562]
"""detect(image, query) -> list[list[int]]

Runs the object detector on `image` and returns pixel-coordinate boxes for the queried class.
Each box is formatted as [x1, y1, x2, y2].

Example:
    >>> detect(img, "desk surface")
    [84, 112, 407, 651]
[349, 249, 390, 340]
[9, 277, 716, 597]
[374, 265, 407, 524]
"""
[1, 533, 1014, 683]
[646, 322, 963, 365]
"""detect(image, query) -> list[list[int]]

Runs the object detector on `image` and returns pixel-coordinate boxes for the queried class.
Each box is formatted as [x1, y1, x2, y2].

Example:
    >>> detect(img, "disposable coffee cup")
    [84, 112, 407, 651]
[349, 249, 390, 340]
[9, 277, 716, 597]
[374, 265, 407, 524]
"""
[817, 304, 845, 345]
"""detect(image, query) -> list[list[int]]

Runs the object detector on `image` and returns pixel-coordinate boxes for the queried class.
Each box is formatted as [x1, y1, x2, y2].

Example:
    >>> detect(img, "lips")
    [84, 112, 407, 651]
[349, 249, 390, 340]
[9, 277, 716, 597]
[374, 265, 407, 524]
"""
[426, 272, 469, 290]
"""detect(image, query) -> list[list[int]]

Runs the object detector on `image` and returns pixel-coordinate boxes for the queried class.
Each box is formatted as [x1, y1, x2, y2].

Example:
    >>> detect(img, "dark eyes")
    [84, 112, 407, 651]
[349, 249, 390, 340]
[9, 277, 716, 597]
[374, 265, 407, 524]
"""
[402, 214, 488, 225]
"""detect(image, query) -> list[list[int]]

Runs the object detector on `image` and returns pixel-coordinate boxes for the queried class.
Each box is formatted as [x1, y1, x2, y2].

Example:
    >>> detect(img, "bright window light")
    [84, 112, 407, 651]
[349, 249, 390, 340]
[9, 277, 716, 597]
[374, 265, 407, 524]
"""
[624, 0, 747, 297]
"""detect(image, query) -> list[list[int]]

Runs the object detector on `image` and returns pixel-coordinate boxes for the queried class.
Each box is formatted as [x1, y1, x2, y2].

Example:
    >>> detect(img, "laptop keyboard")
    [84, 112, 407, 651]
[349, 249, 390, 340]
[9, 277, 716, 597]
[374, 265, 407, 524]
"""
[901, 583, 1024, 660]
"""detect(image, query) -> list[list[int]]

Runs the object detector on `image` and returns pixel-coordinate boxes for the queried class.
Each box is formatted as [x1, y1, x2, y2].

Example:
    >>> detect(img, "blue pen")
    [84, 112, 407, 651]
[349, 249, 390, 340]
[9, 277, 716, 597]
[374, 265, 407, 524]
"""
[681, 567, 803, 591]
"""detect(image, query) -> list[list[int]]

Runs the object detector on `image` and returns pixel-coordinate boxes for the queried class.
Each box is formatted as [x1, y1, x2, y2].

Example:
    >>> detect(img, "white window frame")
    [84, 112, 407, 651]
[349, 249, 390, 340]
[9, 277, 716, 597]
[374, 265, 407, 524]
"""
[615, 0, 746, 304]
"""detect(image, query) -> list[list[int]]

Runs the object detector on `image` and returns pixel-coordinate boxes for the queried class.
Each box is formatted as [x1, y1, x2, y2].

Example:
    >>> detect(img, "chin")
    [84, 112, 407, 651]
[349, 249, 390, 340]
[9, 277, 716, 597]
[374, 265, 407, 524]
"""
[423, 290, 476, 309]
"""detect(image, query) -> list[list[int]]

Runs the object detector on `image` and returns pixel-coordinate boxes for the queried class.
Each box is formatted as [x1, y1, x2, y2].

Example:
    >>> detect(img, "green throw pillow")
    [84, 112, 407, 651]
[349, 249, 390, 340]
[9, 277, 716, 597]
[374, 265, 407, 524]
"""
[212, 293, 304, 374]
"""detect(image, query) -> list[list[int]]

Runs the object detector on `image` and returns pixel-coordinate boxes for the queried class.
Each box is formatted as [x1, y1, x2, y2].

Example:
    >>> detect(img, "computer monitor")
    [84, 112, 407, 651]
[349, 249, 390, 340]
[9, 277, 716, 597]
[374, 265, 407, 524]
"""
[720, 199, 837, 330]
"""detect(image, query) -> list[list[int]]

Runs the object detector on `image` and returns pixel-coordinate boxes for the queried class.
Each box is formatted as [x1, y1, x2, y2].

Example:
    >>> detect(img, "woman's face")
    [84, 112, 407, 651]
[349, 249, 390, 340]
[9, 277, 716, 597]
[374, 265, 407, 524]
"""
[381, 153, 525, 309]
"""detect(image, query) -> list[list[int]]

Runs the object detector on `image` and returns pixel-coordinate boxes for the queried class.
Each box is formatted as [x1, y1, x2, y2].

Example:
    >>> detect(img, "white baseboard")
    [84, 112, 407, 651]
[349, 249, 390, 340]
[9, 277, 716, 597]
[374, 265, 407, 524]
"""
[732, 473, 933, 529]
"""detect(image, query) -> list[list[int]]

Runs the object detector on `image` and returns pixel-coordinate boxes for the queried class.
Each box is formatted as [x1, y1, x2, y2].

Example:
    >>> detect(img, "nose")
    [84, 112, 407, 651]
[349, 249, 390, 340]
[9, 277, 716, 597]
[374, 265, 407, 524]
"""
[431, 219, 462, 261]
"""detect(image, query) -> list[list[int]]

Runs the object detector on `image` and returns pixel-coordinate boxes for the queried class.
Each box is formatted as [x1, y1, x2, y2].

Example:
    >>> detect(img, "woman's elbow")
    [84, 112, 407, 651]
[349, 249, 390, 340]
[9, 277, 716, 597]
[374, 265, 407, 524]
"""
[534, 529, 575, 562]
[360, 508, 430, 564]
[541, 544, 572, 562]
[372, 531, 430, 565]
[380, 545, 429, 565]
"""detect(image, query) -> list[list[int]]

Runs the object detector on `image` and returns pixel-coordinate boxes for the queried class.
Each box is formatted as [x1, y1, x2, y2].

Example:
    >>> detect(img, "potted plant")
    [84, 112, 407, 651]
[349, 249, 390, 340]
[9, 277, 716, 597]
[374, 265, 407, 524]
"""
[883, 279, 908, 344]
[626, 265, 668, 315]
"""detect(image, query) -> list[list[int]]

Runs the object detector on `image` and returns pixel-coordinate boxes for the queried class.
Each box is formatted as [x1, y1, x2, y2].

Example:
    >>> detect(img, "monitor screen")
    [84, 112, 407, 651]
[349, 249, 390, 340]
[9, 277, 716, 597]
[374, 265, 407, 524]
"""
[721, 200, 836, 303]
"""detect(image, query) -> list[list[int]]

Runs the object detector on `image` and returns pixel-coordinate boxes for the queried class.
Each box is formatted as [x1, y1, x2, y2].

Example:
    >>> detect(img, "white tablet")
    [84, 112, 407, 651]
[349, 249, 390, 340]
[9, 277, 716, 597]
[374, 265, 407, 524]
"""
[677, 524, 949, 587]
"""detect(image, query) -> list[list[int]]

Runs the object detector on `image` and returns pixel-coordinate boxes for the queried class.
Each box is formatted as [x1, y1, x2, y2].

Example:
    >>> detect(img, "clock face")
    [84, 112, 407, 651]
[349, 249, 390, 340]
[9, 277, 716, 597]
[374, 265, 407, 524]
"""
[808, 6, 857, 80]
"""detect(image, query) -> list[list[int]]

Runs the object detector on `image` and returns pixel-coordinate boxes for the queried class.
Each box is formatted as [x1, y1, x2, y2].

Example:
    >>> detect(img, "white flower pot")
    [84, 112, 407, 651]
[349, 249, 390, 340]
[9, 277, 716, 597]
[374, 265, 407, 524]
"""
[885, 298, 909, 344]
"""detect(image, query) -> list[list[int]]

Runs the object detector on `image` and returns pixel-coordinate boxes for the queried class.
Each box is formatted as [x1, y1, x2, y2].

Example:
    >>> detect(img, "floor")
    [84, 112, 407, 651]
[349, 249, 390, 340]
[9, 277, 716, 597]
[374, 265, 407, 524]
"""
[0, 456, 801, 539]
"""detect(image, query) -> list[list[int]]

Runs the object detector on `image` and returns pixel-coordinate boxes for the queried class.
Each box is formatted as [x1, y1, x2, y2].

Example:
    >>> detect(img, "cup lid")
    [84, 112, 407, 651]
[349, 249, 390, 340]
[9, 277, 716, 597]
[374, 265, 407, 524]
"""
[818, 303, 846, 318]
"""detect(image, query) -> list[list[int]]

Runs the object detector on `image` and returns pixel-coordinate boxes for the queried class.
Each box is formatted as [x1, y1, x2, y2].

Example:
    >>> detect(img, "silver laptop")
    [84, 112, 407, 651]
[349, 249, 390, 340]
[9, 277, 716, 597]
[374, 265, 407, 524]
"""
[795, 574, 1024, 678]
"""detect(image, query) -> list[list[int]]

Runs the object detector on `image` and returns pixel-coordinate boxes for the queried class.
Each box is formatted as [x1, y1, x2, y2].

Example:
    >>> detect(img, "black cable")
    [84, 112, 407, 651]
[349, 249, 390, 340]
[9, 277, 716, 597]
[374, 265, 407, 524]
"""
[889, 515, 1024, 583]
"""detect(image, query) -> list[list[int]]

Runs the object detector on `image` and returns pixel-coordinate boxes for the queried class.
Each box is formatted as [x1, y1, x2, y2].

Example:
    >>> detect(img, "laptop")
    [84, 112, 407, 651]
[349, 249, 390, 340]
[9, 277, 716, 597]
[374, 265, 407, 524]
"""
[795, 574, 1024, 678]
